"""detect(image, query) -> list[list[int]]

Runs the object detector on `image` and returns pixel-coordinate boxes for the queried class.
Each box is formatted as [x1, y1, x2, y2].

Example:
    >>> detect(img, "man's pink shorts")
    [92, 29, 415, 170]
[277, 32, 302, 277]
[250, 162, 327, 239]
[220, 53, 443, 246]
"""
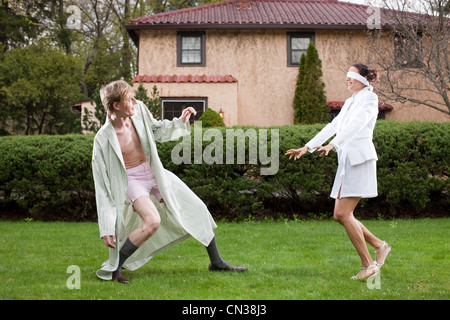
[126, 162, 163, 204]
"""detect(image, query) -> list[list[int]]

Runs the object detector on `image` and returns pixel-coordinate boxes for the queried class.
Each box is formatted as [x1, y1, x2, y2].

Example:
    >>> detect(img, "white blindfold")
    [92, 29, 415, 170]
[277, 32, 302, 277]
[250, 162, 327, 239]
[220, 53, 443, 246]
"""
[347, 71, 370, 87]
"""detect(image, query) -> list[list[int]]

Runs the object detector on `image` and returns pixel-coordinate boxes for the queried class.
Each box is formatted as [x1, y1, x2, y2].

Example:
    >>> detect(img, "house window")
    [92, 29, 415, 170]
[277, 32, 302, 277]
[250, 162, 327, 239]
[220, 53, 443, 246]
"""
[394, 33, 422, 68]
[160, 97, 207, 124]
[177, 32, 206, 66]
[287, 32, 314, 66]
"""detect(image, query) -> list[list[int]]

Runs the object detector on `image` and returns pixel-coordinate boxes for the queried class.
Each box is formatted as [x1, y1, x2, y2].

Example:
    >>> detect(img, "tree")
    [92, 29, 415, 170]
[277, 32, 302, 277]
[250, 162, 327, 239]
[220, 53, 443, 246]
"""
[0, 0, 231, 135]
[367, 0, 449, 115]
[135, 83, 162, 120]
[292, 42, 330, 124]
[293, 53, 306, 124]
[0, 0, 46, 52]
[0, 42, 84, 135]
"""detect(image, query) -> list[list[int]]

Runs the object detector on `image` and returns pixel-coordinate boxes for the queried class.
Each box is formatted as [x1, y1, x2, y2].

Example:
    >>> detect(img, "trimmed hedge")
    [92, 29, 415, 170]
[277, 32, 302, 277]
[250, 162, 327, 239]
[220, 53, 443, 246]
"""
[0, 134, 95, 220]
[0, 121, 448, 221]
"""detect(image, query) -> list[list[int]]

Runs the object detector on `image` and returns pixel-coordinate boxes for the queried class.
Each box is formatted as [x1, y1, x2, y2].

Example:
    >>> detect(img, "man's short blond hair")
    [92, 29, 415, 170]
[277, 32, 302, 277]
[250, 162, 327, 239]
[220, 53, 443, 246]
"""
[100, 80, 134, 112]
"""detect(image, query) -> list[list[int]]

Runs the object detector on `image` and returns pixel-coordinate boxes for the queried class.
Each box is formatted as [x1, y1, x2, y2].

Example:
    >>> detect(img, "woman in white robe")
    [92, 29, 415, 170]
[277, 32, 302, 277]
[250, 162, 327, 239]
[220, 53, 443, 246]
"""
[285, 64, 391, 280]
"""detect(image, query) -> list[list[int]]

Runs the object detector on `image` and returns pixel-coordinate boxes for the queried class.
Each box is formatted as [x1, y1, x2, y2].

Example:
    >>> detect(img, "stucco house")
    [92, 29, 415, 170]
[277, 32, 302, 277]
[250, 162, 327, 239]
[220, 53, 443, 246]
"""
[125, 0, 447, 126]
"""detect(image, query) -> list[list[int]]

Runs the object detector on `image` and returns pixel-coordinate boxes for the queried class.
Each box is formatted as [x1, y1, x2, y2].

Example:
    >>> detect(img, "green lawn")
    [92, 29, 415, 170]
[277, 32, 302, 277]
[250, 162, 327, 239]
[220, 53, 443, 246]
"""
[0, 218, 448, 300]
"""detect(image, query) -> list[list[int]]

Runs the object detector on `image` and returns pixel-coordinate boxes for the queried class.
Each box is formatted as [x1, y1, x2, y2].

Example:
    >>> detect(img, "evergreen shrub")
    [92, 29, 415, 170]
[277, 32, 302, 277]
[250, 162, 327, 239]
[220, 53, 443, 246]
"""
[198, 109, 225, 127]
[292, 42, 330, 124]
[0, 121, 448, 221]
[0, 134, 95, 220]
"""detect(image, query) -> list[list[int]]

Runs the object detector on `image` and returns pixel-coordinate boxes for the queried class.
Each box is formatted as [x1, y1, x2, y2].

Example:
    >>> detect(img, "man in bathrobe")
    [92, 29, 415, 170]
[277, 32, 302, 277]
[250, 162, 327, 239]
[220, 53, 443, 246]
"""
[92, 80, 246, 283]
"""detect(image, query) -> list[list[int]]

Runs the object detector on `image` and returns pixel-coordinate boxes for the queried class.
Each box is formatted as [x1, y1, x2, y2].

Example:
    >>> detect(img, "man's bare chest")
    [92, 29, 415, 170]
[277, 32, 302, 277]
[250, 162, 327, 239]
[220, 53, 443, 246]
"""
[116, 122, 143, 157]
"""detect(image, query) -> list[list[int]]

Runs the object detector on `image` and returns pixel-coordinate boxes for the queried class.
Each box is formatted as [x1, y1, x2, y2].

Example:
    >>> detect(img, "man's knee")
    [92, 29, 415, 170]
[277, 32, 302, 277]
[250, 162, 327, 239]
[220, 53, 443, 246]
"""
[142, 216, 160, 239]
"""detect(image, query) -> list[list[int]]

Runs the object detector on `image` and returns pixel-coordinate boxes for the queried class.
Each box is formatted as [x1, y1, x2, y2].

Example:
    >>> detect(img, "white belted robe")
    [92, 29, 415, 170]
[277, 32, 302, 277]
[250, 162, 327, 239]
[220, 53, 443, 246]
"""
[92, 101, 216, 280]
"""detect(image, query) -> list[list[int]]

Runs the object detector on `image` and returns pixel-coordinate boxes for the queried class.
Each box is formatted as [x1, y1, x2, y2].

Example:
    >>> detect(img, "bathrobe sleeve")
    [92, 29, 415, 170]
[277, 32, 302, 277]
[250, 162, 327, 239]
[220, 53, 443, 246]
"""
[92, 139, 117, 239]
[137, 101, 191, 143]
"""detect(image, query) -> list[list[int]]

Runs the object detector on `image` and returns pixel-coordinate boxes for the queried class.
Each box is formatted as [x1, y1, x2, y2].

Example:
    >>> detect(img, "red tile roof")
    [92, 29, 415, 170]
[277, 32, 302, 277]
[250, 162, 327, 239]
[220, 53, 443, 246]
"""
[327, 101, 393, 111]
[127, 0, 392, 30]
[132, 74, 238, 83]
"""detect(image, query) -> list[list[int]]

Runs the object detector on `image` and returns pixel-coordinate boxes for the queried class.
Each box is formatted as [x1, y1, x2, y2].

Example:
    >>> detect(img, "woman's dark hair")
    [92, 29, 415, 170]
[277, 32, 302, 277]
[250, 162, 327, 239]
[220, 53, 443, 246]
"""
[352, 63, 379, 83]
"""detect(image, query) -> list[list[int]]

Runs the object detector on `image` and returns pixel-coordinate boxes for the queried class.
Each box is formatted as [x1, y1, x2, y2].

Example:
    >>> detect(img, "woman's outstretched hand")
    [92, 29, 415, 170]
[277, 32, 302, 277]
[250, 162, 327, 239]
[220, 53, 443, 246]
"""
[285, 144, 335, 160]
[314, 144, 334, 157]
[285, 146, 309, 161]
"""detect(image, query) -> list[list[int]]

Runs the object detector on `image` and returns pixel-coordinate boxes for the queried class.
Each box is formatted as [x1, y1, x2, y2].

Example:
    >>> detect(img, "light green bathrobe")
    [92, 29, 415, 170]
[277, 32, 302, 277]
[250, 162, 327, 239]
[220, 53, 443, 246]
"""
[92, 101, 217, 280]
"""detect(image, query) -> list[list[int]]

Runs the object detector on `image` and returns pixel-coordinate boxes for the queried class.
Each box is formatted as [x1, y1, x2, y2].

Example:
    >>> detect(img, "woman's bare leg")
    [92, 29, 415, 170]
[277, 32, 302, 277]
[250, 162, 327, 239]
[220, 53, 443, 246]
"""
[356, 220, 384, 252]
[333, 196, 374, 268]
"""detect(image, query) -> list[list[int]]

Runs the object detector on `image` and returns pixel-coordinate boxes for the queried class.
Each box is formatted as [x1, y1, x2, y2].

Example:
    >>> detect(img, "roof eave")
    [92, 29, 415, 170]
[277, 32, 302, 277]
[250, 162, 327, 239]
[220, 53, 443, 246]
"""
[125, 23, 377, 32]
[127, 28, 140, 47]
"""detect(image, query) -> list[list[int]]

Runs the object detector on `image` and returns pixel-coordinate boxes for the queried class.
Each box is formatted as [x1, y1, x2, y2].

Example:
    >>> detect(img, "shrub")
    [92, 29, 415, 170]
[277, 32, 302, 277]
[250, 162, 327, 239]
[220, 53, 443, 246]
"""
[198, 108, 225, 127]
[0, 121, 448, 221]
[135, 121, 450, 220]
[135, 84, 162, 120]
[373, 121, 449, 216]
[0, 134, 95, 220]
